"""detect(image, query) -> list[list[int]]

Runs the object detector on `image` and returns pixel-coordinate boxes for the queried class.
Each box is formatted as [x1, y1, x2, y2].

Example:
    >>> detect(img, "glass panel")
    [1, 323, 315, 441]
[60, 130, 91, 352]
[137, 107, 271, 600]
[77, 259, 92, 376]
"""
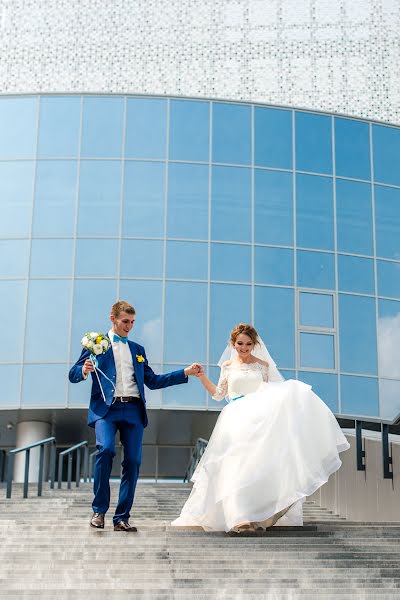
[81, 97, 124, 157]
[123, 161, 165, 237]
[254, 246, 293, 286]
[167, 241, 208, 280]
[296, 250, 335, 290]
[375, 185, 400, 260]
[295, 111, 332, 174]
[77, 160, 122, 236]
[0, 161, 35, 237]
[340, 375, 379, 418]
[254, 170, 293, 246]
[75, 239, 118, 277]
[300, 332, 335, 369]
[377, 299, 400, 379]
[0, 365, 21, 408]
[280, 369, 296, 380]
[25, 280, 71, 361]
[336, 179, 373, 255]
[125, 98, 166, 159]
[334, 118, 370, 180]
[144, 372, 162, 408]
[373, 124, 400, 186]
[163, 364, 206, 408]
[38, 96, 81, 157]
[0, 97, 38, 158]
[164, 282, 207, 364]
[254, 286, 295, 368]
[0, 281, 26, 362]
[211, 243, 251, 283]
[119, 279, 163, 363]
[167, 163, 209, 240]
[212, 102, 251, 165]
[31, 239, 74, 277]
[296, 174, 334, 250]
[377, 260, 400, 299]
[339, 294, 377, 375]
[120, 240, 163, 278]
[210, 283, 251, 364]
[0, 240, 30, 277]
[22, 364, 66, 407]
[211, 166, 251, 242]
[33, 160, 78, 236]
[298, 371, 338, 413]
[338, 255, 375, 295]
[299, 292, 333, 328]
[380, 379, 400, 421]
[254, 107, 292, 169]
[169, 99, 210, 162]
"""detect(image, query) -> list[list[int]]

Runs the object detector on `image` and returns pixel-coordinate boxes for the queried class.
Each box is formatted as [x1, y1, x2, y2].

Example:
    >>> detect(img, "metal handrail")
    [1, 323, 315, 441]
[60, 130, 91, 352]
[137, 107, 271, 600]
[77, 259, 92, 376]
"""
[88, 449, 99, 483]
[6, 437, 56, 499]
[58, 441, 89, 490]
[184, 438, 208, 482]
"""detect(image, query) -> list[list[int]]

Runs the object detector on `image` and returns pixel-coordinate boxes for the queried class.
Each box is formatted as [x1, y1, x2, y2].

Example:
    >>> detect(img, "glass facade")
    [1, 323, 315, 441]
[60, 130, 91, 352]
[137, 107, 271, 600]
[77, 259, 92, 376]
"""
[1, 95, 400, 421]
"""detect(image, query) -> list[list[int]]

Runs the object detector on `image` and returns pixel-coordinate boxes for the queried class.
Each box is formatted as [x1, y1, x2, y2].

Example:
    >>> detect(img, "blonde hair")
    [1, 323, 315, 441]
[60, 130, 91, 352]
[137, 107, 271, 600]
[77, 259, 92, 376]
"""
[230, 323, 259, 347]
[111, 300, 136, 318]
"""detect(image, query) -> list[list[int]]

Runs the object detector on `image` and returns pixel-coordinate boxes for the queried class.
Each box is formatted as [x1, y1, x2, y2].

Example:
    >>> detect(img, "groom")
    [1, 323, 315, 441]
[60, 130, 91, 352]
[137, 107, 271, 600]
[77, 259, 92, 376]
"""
[69, 300, 202, 531]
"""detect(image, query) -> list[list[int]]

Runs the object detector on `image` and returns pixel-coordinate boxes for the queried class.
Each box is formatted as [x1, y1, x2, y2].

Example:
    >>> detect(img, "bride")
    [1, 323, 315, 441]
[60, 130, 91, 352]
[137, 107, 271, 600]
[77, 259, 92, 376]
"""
[172, 323, 350, 533]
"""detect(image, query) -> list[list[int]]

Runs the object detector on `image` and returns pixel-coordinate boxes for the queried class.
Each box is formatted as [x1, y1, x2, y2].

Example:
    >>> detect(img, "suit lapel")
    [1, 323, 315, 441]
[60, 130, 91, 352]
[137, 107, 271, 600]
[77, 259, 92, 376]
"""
[128, 341, 143, 388]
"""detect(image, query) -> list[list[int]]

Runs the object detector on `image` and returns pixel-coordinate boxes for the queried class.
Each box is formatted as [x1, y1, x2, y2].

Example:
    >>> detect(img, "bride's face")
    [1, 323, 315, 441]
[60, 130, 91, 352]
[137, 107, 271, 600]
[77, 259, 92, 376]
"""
[234, 333, 254, 358]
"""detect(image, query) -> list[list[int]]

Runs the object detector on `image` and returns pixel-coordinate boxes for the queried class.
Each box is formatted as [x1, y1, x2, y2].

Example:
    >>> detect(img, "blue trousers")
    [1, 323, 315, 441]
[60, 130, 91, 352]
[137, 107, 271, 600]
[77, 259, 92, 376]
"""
[93, 401, 144, 525]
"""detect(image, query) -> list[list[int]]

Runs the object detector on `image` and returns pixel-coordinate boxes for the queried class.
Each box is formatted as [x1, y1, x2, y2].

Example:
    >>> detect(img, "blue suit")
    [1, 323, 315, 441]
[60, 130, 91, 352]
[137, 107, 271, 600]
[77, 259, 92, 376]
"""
[69, 340, 188, 524]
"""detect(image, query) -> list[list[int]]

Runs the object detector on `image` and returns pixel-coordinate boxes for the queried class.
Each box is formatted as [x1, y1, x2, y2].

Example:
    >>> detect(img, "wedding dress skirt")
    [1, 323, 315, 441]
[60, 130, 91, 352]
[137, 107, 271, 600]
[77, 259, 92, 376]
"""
[172, 380, 349, 532]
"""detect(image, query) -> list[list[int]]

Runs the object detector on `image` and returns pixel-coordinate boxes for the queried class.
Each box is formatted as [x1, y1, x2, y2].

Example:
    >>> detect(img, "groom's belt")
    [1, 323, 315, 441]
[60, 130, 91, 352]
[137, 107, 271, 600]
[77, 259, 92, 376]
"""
[113, 396, 141, 403]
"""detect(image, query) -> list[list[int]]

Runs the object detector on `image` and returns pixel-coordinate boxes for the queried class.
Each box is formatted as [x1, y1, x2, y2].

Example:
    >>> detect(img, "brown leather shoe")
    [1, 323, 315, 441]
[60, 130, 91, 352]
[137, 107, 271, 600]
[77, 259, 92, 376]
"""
[114, 521, 137, 532]
[90, 512, 105, 529]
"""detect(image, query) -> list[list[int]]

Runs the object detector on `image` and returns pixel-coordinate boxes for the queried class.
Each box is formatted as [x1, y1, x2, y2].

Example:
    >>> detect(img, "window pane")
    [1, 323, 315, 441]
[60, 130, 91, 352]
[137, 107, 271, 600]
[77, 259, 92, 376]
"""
[212, 103, 251, 165]
[298, 371, 338, 413]
[296, 174, 334, 250]
[299, 292, 333, 328]
[22, 364, 67, 408]
[0, 281, 26, 361]
[38, 96, 80, 157]
[280, 369, 296, 381]
[163, 364, 206, 408]
[76, 239, 118, 277]
[210, 284, 251, 363]
[254, 286, 295, 368]
[377, 299, 400, 379]
[68, 376, 93, 408]
[341, 375, 379, 418]
[119, 279, 162, 363]
[123, 161, 165, 237]
[77, 161, 122, 236]
[334, 118, 370, 180]
[254, 107, 292, 169]
[169, 100, 209, 162]
[120, 240, 163, 278]
[254, 170, 293, 246]
[31, 239, 74, 277]
[164, 282, 207, 364]
[167, 241, 208, 280]
[81, 97, 124, 157]
[211, 243, 251, 282]
[211, 166, 251, 242]
[167, 163, 209, 240]
[0, 161, 35, 237]
[125, 98, 166, 159]
[300, 332, 335, 369]
[0, 240, 30, 277]
[0, 97, 37, 158]
[295, 112, 332, 174]
[380, 379, 400, 421]
[338, 255, 375, 295]
[254, 246, 294, 285]
[33, 160, 78, 236]
[0, 365, 21, 408]
[297, 250, 335, 290]
[336, 179, 373, 255]
[377, 260, 400, 299]
[373, 124, 400, 186]
[375, 185, 400, 260]
[339, 294, 377, 375]
[25, 280, 71, 361]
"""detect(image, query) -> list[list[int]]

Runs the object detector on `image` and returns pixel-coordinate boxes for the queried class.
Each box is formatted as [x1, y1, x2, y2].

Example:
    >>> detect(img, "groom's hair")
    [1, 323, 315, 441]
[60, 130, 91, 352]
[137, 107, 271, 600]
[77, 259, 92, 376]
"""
[111, 300, 136, 318]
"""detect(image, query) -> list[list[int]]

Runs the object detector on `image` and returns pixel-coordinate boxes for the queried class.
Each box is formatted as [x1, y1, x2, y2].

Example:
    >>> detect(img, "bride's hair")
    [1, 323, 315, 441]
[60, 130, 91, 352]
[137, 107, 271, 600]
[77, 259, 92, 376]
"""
[230, 323, 260, 347]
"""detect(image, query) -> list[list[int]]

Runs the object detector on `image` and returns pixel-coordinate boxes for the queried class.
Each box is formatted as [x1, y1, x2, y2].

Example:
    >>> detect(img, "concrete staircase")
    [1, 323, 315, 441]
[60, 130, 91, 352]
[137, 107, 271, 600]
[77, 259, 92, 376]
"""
[1, 482, 400, 599]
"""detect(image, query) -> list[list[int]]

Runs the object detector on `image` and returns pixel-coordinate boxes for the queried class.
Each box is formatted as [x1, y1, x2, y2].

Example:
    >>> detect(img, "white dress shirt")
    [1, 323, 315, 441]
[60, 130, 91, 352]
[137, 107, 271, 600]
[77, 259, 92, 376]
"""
[108, 329, 140, 398]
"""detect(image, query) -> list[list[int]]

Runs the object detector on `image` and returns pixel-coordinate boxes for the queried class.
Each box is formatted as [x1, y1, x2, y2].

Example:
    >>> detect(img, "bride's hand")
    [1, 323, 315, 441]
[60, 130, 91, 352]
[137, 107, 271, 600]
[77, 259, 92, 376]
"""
[184, 363, 205, 377]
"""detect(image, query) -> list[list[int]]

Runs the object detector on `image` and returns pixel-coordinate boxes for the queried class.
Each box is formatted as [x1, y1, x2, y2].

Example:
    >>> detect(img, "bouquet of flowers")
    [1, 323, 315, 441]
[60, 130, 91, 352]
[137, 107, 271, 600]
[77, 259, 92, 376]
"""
[81, 332, 111, 357]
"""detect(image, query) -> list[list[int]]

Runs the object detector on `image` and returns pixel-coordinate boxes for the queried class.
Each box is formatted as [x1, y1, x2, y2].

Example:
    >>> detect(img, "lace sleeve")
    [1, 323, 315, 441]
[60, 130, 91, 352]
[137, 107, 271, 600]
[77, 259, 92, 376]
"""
[212, 364, 229, 401]
[261, 363, 269, 382]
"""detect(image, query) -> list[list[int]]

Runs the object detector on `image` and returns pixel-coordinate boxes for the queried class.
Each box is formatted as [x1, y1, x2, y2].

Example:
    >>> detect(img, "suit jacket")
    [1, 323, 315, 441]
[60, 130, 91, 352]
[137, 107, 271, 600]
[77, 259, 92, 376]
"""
[68, 340, 188, 427]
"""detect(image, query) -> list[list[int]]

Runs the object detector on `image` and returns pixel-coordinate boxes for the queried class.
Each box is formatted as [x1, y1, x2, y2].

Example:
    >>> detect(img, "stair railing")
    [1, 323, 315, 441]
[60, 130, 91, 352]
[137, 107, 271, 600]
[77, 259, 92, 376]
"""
[57, 441, 89, 490]
[184, 438, 208, 482]
[6, 437, 56, 499]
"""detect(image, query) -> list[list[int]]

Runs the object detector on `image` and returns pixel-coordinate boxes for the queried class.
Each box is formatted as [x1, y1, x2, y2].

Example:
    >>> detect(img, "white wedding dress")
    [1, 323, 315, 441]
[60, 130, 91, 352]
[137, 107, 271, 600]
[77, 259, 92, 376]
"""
[172, 361, 350, 532]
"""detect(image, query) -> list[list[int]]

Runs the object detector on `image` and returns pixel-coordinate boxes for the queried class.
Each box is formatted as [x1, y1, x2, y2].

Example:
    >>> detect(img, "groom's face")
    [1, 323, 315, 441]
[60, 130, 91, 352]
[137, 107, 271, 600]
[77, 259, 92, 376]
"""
[111, 311, 136, 337]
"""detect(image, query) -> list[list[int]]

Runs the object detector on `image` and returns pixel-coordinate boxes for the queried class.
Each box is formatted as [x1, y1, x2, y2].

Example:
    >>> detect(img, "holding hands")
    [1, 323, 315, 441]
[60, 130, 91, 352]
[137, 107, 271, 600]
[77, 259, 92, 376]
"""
[184, 363, 205, 377]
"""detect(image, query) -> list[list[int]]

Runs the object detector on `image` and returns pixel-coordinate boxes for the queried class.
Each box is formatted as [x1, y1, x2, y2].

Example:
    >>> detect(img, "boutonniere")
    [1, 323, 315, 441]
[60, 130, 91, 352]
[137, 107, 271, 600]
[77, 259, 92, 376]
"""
[136, 354, 145, 363]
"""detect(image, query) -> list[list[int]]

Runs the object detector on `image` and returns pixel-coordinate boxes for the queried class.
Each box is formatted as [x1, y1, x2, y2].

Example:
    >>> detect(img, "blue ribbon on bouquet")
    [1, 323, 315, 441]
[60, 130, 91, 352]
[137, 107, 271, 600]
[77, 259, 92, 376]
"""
[89, 353, 116, 404]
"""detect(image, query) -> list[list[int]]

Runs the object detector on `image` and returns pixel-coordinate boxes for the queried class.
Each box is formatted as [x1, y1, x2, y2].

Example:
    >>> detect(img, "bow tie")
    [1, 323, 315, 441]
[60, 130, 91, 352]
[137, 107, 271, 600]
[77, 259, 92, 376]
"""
[113, 334, 128, 344]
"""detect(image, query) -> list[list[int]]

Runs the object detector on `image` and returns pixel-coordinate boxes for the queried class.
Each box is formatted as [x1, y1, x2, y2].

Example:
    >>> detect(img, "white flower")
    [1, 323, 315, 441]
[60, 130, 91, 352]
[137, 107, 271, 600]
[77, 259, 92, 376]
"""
[90, 332, 98, 339]
[87, 341, 94, 350]
[101, 339, 109, 349]
[81, 336, 89, 346]
[93, 344, 103, 355]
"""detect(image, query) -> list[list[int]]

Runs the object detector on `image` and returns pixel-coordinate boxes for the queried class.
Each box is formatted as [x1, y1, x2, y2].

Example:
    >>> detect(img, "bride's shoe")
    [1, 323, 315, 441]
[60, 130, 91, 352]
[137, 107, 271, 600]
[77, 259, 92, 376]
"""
[229, 522, 256, 535]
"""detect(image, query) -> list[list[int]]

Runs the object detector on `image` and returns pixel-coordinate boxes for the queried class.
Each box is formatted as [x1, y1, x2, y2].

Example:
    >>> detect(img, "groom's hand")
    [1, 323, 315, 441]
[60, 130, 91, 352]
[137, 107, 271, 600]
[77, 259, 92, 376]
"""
[184, 363, 204, 377]
[82, 359, 95, 376]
